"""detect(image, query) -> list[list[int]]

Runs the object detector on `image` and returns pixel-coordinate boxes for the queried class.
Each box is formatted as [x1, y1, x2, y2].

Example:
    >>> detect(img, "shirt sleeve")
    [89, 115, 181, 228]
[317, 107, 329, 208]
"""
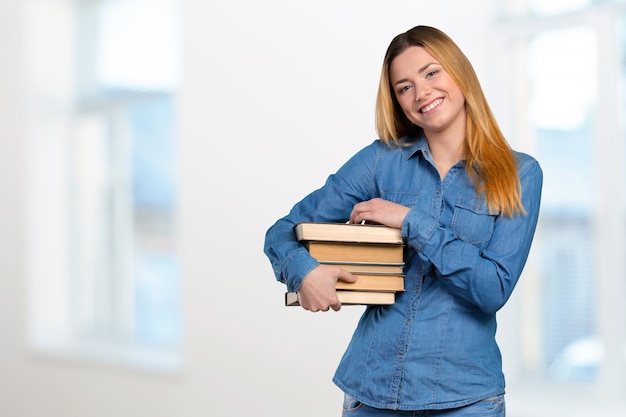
[402, 156, 543, 313]
[263, 142, 382, 292]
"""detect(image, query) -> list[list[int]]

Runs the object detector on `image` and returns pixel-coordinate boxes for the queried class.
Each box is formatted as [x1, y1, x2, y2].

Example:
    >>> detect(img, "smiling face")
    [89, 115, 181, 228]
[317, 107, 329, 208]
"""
[389, 46, 466, 140]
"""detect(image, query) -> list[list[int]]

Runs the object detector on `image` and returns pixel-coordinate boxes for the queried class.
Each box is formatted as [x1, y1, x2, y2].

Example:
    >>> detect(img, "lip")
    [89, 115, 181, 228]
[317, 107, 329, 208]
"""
[420, 98, 443, 114]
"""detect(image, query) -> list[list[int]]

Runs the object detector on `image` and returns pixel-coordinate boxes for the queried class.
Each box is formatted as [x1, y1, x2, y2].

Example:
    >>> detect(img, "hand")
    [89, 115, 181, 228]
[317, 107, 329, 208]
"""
[349, 198, 410, 229]
[297, 265, 358, 312]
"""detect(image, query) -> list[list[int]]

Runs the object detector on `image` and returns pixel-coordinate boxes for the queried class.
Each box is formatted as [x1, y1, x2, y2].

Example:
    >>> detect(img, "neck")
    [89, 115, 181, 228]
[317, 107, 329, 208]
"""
[425, 133, 465, 179]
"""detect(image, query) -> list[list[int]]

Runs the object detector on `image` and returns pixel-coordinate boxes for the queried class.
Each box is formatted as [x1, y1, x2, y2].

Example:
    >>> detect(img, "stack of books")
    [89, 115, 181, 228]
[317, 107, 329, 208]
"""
[285, 222, 405, 306]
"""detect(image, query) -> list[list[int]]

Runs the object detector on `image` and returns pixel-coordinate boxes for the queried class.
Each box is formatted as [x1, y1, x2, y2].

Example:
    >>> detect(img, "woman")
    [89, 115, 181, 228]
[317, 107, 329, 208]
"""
[264, 25, 542, 416]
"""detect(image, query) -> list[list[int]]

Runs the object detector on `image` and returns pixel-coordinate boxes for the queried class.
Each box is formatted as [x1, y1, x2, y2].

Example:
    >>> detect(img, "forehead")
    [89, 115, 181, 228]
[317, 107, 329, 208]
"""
[389, 46, 439, 81]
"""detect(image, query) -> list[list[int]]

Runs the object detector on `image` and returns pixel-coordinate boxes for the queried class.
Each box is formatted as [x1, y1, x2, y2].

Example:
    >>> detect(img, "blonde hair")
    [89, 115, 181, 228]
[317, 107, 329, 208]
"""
[375, 26, 524, 217]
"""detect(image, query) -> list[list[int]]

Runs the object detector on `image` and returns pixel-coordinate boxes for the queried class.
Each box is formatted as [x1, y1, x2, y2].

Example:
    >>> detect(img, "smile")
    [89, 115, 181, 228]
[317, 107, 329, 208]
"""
[421, 99, 443, 113]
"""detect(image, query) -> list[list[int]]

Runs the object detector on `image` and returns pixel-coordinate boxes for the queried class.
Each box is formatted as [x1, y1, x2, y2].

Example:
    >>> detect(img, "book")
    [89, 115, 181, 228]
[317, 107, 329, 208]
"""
[285, 290, 396, 306]
[295, 222, 403, 244]
[321, 261, 404, 274]
[305, 241, 404, 264]
[285, 222, 406, 308]
[334, 274, 404, 292]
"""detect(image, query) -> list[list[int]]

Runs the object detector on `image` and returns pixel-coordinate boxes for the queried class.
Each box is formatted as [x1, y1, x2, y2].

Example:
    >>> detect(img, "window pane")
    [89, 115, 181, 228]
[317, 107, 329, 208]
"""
[73, 0, 181, 352]
[528, 0, 607, 16]
[97, 0, 179, 91]
[529, 27, 599, 381]
[620, 13, 626, 372]
[130, 96, 181, 346]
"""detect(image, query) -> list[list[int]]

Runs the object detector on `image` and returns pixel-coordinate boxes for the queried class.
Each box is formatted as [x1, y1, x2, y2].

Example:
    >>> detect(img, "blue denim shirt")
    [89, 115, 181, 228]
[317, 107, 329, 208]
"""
[264, 136, 542, 410]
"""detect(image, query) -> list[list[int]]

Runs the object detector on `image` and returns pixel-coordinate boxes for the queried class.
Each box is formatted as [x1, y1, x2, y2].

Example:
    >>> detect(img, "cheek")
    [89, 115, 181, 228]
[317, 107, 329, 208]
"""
[397, 97, 416, 116]
[450, 84, 465, 103]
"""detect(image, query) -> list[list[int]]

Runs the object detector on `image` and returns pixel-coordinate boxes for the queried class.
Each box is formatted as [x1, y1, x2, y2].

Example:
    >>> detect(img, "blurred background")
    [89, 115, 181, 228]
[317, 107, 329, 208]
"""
[0, 0, 625, 416]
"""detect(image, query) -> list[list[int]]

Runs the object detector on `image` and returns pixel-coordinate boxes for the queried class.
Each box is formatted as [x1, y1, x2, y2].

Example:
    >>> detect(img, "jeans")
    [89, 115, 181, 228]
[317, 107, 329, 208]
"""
[342, 394, 505, 417]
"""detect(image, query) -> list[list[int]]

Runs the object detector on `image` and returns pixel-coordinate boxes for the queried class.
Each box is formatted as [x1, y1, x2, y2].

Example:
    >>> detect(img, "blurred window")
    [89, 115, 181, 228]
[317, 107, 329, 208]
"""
[529, 26, 598, 381]
[528, 0, 591, 16]
[27, 0, 182, 372]
[498, 0, 626, 411]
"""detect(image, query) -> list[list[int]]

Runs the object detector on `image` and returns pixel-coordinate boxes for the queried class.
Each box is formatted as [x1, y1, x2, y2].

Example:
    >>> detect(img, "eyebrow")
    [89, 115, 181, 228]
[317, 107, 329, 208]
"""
[392, 62, 439, 87]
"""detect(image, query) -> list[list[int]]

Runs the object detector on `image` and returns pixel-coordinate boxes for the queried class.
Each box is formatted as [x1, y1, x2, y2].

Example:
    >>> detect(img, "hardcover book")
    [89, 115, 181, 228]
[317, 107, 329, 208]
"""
[305, 241, 404, 264]
[285, 290, 396, 306]
[295, 222, 403, 244]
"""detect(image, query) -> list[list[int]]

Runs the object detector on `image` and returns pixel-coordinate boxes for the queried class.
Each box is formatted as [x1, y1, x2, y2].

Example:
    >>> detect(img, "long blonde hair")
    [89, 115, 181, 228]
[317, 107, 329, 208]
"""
[375, 26, 524, 217]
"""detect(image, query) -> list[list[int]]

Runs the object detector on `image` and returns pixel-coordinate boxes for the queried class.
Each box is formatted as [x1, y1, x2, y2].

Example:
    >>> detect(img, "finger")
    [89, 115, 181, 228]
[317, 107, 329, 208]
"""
[337, 270, 358, 283]
[349, 211, 368, 225]
[349, 202, 365, 224]
[328, 290, 342, 311]
[348, 209, 359, 224]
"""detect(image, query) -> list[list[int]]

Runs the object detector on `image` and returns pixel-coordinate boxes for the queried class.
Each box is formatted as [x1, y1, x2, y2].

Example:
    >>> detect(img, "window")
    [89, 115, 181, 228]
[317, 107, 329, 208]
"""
[26, 0, 182, 372]
[496, 0, 626, 413]
[529, 25, 598, 381]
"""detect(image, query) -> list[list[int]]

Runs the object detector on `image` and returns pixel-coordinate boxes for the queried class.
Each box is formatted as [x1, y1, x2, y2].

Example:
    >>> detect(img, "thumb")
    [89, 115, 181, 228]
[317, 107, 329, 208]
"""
[337, 269, 358, 283]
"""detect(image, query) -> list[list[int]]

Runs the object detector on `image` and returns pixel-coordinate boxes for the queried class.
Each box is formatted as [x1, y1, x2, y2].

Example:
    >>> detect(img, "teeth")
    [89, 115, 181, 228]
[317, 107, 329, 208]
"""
[421, 99, 442, 113]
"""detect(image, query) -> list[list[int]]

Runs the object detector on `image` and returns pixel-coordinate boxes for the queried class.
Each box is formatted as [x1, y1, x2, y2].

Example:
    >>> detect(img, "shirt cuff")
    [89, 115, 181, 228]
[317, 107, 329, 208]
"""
[402, 207, 438, 253]
[282, 248, 321, 292]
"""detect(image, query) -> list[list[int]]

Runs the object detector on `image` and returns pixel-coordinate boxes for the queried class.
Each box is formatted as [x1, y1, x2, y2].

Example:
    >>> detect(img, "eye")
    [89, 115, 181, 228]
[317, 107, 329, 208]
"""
[425, 69, 440, 78]
[397, 84, 412, 94]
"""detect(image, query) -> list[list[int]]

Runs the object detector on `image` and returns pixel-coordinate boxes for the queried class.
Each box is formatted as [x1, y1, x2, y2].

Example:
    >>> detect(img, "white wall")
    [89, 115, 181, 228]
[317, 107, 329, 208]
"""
[0, 1, 498, 416]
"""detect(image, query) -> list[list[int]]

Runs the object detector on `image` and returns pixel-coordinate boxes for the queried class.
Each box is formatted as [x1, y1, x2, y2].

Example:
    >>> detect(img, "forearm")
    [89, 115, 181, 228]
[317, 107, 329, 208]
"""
[403, 210, 521, 313]
[403, 205, 539, 313]
[402, 158, 542, 313]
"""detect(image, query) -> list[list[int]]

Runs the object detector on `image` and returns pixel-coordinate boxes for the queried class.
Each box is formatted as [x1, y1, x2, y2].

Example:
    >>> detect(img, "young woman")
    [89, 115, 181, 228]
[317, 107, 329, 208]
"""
[264, 25, 542, 416]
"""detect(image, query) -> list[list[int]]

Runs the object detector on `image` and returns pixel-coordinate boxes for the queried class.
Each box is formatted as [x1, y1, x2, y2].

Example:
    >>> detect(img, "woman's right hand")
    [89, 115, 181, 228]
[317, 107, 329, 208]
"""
[297, 265, 358, 312]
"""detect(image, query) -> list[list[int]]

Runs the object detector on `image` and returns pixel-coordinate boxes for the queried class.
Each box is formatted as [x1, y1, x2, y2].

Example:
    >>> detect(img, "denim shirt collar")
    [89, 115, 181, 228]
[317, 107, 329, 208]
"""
[399, 135, 429, 160]
[400, 135, 468, 170]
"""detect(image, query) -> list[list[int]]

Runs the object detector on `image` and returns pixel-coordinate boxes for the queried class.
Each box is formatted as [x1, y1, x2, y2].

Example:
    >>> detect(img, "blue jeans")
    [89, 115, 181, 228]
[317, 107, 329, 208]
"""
[342, 394, 505, 417]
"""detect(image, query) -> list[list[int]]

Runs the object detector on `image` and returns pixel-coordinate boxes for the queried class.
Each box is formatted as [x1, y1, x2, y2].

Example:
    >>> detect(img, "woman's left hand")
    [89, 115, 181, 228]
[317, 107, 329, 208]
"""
[349, 198, 410, 229]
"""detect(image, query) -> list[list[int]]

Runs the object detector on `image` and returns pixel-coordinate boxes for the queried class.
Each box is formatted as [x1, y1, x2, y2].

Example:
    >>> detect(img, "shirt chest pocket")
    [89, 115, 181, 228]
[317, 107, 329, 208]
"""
[451, 195, 496, 245]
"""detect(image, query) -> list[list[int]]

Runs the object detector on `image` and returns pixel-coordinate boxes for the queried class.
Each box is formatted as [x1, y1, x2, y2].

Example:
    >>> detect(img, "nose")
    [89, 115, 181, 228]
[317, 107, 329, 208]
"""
[415, 82, 430, 102]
